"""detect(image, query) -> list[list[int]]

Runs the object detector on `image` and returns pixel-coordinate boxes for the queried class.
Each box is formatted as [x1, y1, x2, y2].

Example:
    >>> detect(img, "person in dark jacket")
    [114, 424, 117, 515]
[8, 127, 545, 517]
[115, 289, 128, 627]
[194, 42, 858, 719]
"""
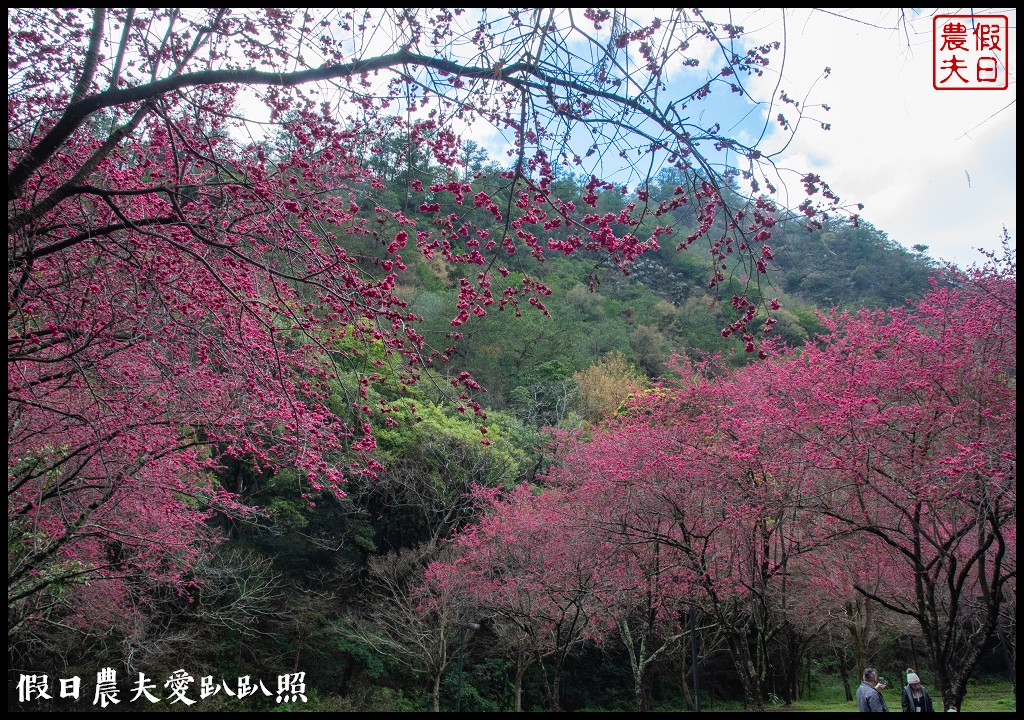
[901, 669, 935, 713]
[857, 667, 890, 712]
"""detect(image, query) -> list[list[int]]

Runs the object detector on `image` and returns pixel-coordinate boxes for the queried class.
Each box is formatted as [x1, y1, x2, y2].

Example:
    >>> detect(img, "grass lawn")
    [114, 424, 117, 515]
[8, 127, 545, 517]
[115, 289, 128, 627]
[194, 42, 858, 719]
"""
[758, 678, 1017, 713]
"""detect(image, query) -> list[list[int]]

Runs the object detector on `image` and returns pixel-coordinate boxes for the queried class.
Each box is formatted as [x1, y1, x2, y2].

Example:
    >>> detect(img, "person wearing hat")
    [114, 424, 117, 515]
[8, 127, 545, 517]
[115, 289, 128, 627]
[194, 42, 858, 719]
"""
[901, 668, 935, 713]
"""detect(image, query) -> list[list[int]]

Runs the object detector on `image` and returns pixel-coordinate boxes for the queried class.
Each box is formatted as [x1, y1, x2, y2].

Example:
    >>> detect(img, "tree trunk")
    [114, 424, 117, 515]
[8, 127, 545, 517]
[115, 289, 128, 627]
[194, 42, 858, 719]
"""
[729, 633, 766, 711]
[633, 663, 648, 712]
[836, 644, 853, 701]
[847, 595, 872, 677]
[551, 666, 562, 712]
[536, 654, 562, 712]
[514, 652, 526, 712]
[678, 666, 696, 711]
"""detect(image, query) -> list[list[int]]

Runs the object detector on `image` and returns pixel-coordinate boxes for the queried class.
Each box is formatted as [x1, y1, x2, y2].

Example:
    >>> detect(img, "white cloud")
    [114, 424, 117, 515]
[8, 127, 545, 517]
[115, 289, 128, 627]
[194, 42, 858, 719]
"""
[741, 8, 1016, 267]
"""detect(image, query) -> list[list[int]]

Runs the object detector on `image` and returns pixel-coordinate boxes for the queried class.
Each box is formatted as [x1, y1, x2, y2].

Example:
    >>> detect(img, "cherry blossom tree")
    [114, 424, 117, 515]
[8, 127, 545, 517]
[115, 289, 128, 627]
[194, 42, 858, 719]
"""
[8, 8, 844, 645]
[471, 356, 831, 711]
[437, 484, 600, 711]
[523, 244, 1015, 709]
[548, 424, 695, 711]
[595, 367, 829, 710]
[786, 247, 1017, 711]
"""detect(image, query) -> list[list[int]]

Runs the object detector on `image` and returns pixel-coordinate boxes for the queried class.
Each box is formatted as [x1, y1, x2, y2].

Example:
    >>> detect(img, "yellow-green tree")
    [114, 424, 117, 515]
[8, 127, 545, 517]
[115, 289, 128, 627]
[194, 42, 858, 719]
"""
[573, 352, 648, 424]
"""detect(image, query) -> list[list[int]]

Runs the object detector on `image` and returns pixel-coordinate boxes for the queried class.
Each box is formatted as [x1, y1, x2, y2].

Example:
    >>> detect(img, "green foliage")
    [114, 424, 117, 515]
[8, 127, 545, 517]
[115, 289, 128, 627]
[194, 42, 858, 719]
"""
[261, 471, 310, 530]
[772, 218, 937, 309]
[330, 620, 388, 679]
[439, 664, 504, 713]
[374, 397, 526, 487]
